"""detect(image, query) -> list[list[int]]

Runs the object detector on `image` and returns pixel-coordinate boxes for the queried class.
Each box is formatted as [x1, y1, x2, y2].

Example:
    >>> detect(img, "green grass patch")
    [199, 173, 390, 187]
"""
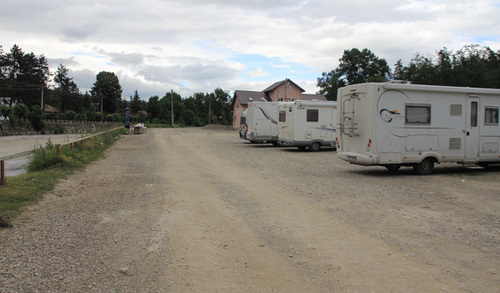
[0, 129, 125, 228]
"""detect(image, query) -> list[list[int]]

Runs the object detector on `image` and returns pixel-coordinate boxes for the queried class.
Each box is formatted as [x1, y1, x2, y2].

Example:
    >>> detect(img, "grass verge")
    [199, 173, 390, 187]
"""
[0, 129, 124, 228]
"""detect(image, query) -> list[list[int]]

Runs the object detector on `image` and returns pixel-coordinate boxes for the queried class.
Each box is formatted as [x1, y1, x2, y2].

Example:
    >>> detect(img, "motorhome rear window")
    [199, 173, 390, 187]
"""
[306, 109, 319, 122]
[279, 111, 286, 122]
[485, 106, 499, 125]
[406, 104, 431, 124]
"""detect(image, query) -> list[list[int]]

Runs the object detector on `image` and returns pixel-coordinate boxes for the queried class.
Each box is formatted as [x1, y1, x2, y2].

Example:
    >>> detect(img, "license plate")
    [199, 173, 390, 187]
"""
[347, 156, 357, 162]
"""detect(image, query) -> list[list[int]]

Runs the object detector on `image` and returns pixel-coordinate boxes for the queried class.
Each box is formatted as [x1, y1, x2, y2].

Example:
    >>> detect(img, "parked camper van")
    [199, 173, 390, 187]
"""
[336, 82, 500, 174]
[239, 108, 248, 139]
[278, 100, 337, 151]
[244, 101, 280, 145]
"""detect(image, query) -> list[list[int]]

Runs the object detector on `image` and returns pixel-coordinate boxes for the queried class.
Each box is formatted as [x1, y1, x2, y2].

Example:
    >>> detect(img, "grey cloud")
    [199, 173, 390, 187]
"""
[70, 68, 98, 93]
[98, 50, 146, 67]
[48, 56, 79, 67]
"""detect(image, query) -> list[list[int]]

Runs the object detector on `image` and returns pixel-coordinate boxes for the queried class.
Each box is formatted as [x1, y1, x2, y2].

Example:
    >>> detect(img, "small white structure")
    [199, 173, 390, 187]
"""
[243, 101, 280, 145]
[336, 82, 500, 174]
[133, 123, 147, 134]
[278, 100, 337, 151]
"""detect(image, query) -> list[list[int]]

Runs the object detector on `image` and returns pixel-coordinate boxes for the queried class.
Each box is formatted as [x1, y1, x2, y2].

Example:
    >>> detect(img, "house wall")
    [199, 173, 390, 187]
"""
[268, 83, 303, 102]
[232, 99, 247, 129]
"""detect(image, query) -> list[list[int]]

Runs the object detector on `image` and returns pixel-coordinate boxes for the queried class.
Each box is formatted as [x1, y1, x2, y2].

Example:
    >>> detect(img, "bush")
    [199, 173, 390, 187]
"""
[13, 103, 29, 120]
[29, 106, 45, 132]
[53, 124, 66, 134]
[28, 140, 64, 172]
[94, 112, 104, 121]
[64, 110, 77, 120]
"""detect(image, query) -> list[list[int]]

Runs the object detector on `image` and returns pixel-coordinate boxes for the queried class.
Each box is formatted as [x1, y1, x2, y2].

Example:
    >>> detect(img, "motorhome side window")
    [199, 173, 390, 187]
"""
[485, 106, 499, 125]
[306, 109, 319, 122]
[406, 104, 431, 124]
[279, 111, 286, 122]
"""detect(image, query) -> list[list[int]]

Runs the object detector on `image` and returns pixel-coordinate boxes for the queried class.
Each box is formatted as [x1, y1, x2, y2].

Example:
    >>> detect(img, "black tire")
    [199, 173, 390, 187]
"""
[385, 165, 401, 172]
[309, 142, 321, 152]
[272, 141, 280, 147]
[413, 158, 435, 175]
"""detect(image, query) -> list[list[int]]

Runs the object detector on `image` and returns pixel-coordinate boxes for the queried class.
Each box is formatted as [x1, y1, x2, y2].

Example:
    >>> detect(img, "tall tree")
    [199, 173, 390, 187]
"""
[130, 90, 142, 113]
[146, 96, 160, 121]
[90, 71, 122, 114]
[54, 64, 80, 112]
[0, 44, 49, 106]
[317, 48, 390, 100]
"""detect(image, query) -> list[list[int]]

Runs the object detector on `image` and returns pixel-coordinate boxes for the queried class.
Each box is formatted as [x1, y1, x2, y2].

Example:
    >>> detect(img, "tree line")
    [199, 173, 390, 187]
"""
[2, 43, 500, 131]
[0, 44, 232, 129]
[317, 45, 500, 100]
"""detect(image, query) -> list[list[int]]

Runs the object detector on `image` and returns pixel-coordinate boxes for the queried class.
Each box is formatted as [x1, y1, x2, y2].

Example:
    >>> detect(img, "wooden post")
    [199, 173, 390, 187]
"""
[57, 144, 60, 157]
[1, 160, 5, 186]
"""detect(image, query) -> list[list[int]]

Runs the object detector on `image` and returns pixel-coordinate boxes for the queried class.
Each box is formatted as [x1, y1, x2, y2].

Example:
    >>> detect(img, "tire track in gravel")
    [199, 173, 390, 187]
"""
[156, 129, 462, 292]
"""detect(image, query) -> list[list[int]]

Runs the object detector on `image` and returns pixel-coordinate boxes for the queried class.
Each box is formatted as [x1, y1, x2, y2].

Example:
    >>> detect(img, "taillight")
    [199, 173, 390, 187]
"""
[245, 124, 248, 134]
[367, 139, 372, 148]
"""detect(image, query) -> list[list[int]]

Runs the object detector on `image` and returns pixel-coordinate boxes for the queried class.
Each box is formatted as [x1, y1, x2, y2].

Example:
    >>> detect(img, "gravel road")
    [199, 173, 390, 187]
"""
[1, 127, 499, 292]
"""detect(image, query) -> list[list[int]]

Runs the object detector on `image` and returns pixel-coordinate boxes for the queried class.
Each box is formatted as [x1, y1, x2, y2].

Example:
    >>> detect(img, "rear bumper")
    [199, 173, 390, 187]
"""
[337, 152, 376, 165]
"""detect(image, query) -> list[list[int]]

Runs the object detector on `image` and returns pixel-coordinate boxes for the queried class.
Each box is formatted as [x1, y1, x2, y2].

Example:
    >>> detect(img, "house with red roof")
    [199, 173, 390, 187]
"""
[231, 79, 326, 129]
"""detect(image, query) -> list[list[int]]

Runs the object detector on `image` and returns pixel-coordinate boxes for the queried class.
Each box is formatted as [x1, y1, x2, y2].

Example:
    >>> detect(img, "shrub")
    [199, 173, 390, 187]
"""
[13, 103, 29, 120]
[64, 110, 77, 120]
[30, 106, 45, 132]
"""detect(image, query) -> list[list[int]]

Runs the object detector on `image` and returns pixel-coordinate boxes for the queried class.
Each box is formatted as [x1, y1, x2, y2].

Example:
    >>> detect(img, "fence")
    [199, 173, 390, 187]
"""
[1, 127, 122, 186]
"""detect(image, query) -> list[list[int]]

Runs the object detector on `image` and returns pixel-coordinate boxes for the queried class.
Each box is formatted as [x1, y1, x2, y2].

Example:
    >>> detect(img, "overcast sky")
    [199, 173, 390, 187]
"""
[2, 0, 499, 100]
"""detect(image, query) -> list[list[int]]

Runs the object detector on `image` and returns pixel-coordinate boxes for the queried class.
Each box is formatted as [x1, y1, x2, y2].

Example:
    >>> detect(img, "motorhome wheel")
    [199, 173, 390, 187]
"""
[413, 158, 435, 175]
[309, 142, 321, 152]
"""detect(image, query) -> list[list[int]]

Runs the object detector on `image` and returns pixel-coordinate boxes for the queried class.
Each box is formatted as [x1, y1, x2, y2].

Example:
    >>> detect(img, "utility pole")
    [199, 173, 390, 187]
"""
[171, 89, 174, 126]
[40, 85, 44, 111]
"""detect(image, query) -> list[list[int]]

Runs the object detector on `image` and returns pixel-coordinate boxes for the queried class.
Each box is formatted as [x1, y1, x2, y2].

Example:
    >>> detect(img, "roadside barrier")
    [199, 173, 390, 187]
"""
[0, 127, 123, 185]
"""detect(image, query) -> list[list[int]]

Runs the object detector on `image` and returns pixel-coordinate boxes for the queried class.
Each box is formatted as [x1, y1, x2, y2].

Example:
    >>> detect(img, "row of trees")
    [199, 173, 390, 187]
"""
[2, 43, 500, 130]
[318, 45, 500, 100]
[0, 44, 233, 128]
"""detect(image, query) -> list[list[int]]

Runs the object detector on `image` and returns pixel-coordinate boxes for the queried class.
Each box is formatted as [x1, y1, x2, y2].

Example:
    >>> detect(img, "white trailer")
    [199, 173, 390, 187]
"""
[244, 101, 280, 145]
[336, 82, 500, 174]
[239, 108, 248, 139]
[278, 100, 337, 151]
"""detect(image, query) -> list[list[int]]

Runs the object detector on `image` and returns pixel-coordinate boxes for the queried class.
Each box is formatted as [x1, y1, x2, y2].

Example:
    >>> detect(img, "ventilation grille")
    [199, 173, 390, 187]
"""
[450, 104, 462, 116]
[449, 138, 461, 150]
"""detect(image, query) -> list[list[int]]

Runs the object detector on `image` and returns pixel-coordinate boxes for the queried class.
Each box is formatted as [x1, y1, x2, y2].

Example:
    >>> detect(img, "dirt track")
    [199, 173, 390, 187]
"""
[1, 127, 499, 292]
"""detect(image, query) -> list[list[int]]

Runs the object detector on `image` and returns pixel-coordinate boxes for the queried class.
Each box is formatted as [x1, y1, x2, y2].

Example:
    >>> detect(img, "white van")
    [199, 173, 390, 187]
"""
[336, 82, 500, 174]
[278, 100, 337, 151]
[244, 101, 279, 145]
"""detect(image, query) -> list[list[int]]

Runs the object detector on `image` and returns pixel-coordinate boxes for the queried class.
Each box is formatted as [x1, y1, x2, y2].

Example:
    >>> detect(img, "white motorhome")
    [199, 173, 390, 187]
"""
[336, 82, 500, 174]
[278, 100, 337, 151]
[239, 108, 248, 139]
[244, 101, 280, 145]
